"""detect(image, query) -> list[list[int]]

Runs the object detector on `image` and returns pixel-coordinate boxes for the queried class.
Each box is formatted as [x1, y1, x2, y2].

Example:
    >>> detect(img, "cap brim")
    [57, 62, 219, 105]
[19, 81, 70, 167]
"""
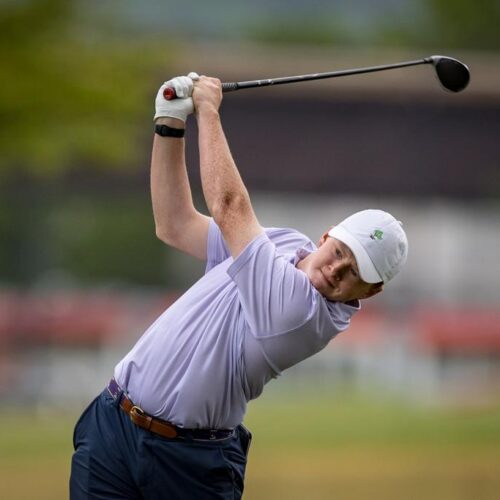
[328, 226, 383, 284]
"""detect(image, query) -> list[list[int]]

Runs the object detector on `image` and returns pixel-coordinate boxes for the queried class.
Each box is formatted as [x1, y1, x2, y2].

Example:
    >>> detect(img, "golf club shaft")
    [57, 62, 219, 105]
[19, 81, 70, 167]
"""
[223, 58, 431, 92]
[163, 58, 432, 100]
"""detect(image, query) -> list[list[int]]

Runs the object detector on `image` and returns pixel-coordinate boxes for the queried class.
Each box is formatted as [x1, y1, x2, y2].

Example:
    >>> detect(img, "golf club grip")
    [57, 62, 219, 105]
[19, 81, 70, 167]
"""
[163, 82, 239, 101]
[222, 82, 239, 92]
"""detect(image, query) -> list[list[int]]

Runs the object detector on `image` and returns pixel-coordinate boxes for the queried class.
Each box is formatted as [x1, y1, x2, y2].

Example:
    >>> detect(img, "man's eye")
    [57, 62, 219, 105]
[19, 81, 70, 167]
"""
[351, 268, 358, 277]
[336, 249, 342, 258]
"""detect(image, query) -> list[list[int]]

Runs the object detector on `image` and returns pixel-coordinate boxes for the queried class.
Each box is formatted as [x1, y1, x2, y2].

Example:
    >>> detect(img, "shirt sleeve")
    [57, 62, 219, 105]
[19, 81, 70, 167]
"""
[227, 232, 318, 338]
[205, 218, 231, 274]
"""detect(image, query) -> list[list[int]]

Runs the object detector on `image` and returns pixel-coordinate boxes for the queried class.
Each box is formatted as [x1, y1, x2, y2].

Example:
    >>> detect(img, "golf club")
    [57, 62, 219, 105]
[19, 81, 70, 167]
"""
[163, 55, 470, 100]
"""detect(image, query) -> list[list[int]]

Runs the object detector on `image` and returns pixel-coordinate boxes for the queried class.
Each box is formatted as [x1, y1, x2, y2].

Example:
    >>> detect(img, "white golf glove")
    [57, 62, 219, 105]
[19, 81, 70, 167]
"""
[154, 72, 200, 123]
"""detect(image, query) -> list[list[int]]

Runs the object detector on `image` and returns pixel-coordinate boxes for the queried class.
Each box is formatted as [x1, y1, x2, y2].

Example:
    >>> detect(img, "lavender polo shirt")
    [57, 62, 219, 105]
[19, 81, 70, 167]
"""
[114, 220, 360, 429]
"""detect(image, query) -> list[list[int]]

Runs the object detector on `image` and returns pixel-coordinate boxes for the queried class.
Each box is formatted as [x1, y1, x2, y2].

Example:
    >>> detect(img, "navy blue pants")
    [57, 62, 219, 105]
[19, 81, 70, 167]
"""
[70, 389, 252, 499]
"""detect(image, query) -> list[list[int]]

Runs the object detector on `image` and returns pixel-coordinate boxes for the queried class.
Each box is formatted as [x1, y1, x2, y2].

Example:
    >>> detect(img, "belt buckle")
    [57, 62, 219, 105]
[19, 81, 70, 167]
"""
[129, 404, 154, 432]
[209, 430, 218, 440]
[130, 405, 145, 417]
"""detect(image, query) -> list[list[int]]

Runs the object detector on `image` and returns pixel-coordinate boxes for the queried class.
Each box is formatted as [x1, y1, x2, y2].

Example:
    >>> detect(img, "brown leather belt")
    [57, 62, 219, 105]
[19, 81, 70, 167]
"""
[107, 378, 234, 441]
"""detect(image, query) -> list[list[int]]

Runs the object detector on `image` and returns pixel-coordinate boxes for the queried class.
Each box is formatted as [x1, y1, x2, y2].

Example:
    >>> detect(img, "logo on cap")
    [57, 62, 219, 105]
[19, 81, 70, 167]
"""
[370, 229, 384, 241]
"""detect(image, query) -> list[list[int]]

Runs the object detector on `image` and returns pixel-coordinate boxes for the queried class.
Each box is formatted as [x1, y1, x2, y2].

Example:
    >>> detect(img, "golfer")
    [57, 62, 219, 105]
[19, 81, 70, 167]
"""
[70, 73, 408, 499]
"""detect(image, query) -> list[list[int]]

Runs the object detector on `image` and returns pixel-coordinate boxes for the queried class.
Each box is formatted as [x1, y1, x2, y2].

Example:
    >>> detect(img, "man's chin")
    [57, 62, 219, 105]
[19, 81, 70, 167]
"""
[318, 287, 347, 303]
[328, 291, 357, 303]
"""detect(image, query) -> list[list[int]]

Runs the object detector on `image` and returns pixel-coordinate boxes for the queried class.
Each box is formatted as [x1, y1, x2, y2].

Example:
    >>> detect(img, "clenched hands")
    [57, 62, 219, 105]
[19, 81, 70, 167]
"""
[192, 77, 223, 116]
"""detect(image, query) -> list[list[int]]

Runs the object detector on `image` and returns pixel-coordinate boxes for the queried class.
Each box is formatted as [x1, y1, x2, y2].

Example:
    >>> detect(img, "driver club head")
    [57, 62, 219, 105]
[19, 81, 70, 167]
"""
[429, 55, 470, 92]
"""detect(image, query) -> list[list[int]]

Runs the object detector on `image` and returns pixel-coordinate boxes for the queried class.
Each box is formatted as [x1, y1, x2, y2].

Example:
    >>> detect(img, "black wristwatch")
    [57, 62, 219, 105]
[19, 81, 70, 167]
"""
[155, 124, 185, 138]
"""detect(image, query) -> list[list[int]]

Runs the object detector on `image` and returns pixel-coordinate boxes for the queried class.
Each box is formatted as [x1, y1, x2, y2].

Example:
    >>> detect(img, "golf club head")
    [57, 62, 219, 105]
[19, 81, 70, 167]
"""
[429, 55, 470, 92]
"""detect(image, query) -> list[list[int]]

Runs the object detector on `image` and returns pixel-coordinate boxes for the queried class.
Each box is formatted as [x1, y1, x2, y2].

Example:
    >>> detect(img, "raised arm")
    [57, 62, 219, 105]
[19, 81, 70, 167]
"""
[151, 76, 210, 260]
[193, 77, 263, 258]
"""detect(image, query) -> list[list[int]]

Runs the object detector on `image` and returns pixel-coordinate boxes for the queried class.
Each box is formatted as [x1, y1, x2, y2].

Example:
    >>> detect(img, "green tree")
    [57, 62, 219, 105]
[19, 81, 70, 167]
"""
[377, 0, 500, 51]
[427, 0, 500, 50]
[0, 0, 171, 178]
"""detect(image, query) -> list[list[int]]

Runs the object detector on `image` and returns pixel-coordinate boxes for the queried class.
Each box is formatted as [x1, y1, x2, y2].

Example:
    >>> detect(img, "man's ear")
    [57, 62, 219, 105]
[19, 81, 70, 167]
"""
[361, 283, 384, 300]
[318, 226, 335, 247]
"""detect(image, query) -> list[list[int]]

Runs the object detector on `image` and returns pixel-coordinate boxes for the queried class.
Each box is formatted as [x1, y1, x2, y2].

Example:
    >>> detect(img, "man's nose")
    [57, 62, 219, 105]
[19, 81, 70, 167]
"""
[330, 262, 346, 281]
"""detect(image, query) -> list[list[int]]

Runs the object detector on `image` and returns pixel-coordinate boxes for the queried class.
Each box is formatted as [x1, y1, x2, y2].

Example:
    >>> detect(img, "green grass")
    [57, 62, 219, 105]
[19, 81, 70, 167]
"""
[0, 412, 75, 500]
[243, 394, 500, 500]
[1, 395, 499, 500]
[246, 394, 500, 448]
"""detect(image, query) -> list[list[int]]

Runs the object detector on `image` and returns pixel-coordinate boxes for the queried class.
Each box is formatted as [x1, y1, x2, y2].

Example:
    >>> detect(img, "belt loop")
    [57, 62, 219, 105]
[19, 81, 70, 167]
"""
[113, 389, 124, 408]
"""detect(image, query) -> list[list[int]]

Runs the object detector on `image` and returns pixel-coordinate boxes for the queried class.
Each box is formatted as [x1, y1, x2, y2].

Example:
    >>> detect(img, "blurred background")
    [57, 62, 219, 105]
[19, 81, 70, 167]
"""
[1, 0, 499, 498]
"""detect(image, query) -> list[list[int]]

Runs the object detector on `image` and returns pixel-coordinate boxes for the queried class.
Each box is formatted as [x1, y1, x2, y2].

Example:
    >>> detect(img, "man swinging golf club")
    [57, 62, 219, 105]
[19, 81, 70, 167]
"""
[70, 73, 408, 499]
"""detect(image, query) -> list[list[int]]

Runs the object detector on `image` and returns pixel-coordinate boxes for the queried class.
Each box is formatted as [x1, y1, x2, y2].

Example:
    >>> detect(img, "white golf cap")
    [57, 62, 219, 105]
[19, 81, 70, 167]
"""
[328, 209, 408, 284]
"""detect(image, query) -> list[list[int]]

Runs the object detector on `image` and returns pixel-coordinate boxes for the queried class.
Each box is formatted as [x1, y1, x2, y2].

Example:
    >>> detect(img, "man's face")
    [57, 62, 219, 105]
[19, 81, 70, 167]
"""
[297, 234, 383, 303]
